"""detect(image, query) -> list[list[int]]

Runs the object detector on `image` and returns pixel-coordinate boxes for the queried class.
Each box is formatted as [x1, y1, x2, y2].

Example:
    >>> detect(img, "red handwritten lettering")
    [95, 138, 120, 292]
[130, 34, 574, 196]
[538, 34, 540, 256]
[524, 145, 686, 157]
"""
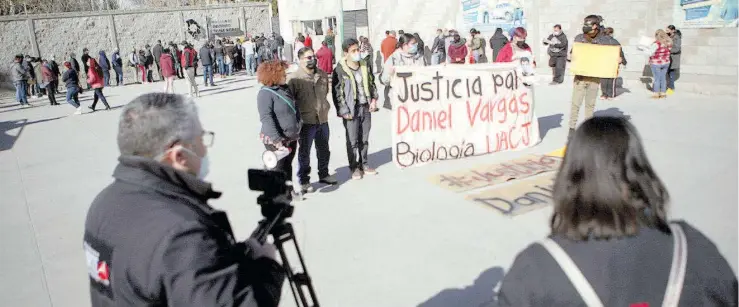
[396, 104, 452, 135]
[519, 92, 530, 114]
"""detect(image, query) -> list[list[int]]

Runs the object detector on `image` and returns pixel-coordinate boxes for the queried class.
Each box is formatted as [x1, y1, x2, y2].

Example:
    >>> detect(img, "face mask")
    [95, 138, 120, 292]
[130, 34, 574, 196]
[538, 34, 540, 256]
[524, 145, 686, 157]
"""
[516, 41, 526, 48]
[350, 52, 361, 62]
[162, 146, 210, 179]
[582, 26, 593, 34]
[408, 44, 418, 54]
[553, 31, 561, 35]
[306, 58, 317, 69]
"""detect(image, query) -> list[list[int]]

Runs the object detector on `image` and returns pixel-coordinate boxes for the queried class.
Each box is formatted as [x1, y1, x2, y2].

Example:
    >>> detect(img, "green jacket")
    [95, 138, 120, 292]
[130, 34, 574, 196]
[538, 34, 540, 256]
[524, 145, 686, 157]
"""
[331, 58, 378, 117]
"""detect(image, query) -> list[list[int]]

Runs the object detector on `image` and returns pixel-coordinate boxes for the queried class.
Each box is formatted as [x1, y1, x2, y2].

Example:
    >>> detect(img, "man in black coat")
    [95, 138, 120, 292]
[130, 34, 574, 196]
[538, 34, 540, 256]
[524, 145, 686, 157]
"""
[84, 93, 285, 307]
[81, 48, 91, 89]
[543, 24, 568, 84]
[152, 40, 164, 81]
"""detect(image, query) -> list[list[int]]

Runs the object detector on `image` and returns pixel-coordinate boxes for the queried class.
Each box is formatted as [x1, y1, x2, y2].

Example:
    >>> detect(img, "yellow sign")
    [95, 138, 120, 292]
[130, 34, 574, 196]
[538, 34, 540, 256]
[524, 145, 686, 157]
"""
[570, 43, 621, 78]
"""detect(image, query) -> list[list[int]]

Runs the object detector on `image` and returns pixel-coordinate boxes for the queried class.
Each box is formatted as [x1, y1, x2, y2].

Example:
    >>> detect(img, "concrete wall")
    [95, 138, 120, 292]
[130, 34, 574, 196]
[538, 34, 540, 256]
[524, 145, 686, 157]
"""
[0, 3, 272, 88]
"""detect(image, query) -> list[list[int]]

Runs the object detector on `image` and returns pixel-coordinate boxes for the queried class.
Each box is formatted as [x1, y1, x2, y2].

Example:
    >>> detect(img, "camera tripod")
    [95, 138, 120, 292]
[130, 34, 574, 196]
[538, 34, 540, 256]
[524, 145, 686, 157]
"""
[250, 192, 320, 307]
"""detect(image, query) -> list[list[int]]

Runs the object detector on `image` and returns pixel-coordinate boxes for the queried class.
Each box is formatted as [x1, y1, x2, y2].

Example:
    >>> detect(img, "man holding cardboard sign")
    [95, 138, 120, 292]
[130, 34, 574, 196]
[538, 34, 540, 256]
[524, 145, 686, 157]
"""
[566, 15, 622, 143]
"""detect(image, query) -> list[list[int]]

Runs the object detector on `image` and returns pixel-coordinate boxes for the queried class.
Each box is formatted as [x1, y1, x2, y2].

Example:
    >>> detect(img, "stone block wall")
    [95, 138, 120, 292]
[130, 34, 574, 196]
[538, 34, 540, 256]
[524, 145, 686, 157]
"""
[0, 3, 272, 89]
[534, 0, 738, 95]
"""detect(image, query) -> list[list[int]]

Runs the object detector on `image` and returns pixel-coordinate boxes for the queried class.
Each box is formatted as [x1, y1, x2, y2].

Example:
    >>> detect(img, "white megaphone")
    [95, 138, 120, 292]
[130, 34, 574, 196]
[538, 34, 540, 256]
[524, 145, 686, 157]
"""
[262, 147, 291, 169]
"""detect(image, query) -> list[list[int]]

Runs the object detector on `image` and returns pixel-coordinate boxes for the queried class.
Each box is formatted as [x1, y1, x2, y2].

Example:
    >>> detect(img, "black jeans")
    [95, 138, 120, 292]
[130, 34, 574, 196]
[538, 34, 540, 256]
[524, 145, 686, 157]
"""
[343, 105, 372, 171]
[298, 122, 331, 184]
[600, 78, 616, 98]
[551, 56, 566, 83]
[667, 68, 680, 90]
[46, 81, 58, 105]
[91, 88, 110, 109]
[265, 140, 298, 179]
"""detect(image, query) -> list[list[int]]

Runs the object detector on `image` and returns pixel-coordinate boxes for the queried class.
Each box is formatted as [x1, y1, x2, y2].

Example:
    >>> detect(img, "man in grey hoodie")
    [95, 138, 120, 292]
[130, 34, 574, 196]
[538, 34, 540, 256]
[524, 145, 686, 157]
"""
[11, 54, 31, 106]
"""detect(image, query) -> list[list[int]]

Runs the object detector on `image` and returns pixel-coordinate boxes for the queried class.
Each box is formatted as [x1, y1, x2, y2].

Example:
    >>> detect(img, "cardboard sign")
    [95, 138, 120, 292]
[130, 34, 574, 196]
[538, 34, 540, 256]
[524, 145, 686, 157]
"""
[570, 43, 621, 78]
[427, 154, 562, 192]
[390, 64, 540, 168]
[466, 172, 556, 216]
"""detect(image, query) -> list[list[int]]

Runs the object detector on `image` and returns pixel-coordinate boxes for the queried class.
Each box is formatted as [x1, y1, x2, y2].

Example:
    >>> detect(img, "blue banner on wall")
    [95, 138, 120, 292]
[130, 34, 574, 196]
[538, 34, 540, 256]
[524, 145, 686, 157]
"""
[458, 0, 526, 35]
[674, 0, 738, 28]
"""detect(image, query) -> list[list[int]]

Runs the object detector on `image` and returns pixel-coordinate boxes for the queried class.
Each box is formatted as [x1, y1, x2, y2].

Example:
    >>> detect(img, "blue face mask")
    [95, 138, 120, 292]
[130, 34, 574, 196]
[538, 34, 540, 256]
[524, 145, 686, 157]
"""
[351, 52, 361, 62]
[408, 44, 418, 54]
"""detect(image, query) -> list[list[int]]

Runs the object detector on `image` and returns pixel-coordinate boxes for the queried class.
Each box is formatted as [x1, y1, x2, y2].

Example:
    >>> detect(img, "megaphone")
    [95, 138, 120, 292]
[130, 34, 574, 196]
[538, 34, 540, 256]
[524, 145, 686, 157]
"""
[262, 147, 291, 169]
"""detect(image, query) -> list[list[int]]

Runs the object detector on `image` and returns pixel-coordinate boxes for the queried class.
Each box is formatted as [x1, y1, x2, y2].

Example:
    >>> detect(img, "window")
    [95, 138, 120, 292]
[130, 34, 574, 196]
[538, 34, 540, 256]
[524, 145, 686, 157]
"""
[327, 17, 337, 30]
[302, 20, 324, 36]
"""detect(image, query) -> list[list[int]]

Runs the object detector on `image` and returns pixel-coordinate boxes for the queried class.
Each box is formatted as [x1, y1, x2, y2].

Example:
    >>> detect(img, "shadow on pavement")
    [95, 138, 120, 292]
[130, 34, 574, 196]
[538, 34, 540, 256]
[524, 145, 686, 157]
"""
[538, 113, 563, 140]
[202, 85, 254, 96]
[318, 147, 392, 193]
[0, 116, 66, 151]
[417, 266, 505, 307]
[594, 107, 631, 121]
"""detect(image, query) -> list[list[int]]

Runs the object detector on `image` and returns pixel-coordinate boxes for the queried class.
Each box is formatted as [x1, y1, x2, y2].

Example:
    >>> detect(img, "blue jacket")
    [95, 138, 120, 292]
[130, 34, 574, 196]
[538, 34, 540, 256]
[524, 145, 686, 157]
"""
[98, 51, 111, 70]
[111, 51, 122, 67]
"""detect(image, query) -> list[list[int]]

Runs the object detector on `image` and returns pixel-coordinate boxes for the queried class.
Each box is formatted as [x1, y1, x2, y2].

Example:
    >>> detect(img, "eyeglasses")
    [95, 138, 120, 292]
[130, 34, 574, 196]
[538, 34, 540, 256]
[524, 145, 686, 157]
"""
[202, 130, 215, 147]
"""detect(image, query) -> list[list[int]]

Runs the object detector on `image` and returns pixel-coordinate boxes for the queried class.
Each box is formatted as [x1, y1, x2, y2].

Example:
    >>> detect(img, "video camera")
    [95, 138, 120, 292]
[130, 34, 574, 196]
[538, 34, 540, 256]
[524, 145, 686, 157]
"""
[247, 169, 319, 307]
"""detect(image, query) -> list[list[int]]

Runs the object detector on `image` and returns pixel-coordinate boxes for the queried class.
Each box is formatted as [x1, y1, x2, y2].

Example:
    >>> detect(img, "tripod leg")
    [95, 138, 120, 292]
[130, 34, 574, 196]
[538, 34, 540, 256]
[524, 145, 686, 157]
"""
[272, 223, 320, 307]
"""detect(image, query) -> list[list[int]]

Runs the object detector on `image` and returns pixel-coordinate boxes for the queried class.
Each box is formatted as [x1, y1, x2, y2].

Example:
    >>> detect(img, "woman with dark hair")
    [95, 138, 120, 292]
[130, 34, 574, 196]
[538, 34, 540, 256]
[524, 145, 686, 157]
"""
[496, 27, 535, 65]
[489, 27, 509, 62]
[447, 31, 468, 64]
[381, 33, 426, 110]
[496, 116, 737, 306]
[86, 58, 111, 111]
[256, 60, 301, 178]
[600, 27, 626, 100]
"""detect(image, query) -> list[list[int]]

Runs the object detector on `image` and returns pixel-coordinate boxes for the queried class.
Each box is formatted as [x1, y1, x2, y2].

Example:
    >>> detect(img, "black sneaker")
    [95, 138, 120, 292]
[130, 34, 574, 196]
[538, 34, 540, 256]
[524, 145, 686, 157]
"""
[319, 175, 338, 185]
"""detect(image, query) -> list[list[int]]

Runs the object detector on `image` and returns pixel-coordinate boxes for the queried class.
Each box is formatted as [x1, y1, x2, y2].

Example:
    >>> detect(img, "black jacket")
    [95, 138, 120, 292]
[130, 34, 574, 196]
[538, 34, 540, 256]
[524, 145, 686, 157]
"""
[331, 59, 378, 117]
[497, 221, 737, 306]
[62, 69, 79, 88]
[545, 32, 568, 57]
[489, 31, 509, 62]
[84, 156, 285, 307]
[50, 60, 61, 77]
[257, 85, 302, 144]
[431, 36, 446, 54]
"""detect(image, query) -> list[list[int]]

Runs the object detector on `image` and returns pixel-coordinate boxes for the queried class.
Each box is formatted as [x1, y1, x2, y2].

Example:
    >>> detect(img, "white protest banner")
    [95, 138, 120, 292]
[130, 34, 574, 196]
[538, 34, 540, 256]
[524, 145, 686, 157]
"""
[390, 63, 540, 168]
[209, 18, 243, 37]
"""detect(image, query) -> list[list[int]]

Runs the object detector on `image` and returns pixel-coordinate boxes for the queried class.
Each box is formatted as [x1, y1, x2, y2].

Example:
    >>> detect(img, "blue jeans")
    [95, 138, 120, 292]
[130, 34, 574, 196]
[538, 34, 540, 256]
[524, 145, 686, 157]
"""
[298, 122, 331, 184]
[650, 63, 669, 93]
[15, 81, 28, 104]
[245, 54, 256, 75]
[667, 68, 679, 90]
[202, 64, 214, 85]
[113, 66, 123, 85]
[216, 56, 225, 75]
[103, 70, 110, 86]
[227, 62, 233, 75]
[66, 86, 80, 108]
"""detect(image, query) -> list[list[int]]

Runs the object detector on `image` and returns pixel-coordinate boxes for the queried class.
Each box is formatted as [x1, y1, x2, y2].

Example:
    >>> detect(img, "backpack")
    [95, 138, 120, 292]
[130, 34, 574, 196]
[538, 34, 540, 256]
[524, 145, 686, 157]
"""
[539, 223, 688, 307]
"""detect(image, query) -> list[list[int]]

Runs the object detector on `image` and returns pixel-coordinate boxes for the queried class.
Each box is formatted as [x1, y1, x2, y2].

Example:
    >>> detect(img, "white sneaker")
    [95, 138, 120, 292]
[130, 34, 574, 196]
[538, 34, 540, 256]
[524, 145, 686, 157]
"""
[73, 106, 82, 115]
[301, 183, 314, 193]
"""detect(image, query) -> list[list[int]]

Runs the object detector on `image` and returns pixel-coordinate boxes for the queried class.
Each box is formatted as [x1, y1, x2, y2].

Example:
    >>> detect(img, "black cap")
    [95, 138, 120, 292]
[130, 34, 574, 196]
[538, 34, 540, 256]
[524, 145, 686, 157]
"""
[470, 28, 477, 34]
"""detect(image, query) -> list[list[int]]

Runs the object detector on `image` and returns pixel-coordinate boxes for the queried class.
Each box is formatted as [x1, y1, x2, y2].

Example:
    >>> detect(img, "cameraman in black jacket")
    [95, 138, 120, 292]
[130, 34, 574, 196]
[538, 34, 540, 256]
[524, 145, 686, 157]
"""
[84, 93, 284, 307]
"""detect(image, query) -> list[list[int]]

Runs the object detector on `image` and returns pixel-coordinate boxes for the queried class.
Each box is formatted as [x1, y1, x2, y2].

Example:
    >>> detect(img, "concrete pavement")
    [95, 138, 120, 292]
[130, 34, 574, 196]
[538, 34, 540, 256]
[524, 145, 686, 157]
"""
[1, 73, 736, 307]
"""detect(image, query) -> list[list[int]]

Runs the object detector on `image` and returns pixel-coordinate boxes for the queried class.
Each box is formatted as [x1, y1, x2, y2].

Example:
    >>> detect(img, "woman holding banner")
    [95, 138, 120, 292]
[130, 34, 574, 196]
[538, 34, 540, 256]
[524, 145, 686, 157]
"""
[496, 27, 535, 66]
[380, 33, 427, 110]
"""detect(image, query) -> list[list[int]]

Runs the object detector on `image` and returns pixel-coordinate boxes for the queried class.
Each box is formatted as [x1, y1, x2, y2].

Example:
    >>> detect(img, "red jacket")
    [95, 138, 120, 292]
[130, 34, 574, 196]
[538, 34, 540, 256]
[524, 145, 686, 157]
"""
[86, 58, 104, 89]
[181, 48, 197, 69]
[448, 43, 468, 64]
[304, 35, 313, 49]
[41, 64, 57, 83]
[380, 36, 398, 61]
[316, 46, 333, 75]
[159, 54, 175, 77]
[496, 42, 535, 65]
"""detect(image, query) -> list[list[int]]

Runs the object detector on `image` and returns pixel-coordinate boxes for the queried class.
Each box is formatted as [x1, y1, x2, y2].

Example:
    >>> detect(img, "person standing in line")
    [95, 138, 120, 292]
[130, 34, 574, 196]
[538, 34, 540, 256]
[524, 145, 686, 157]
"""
[242, 37, 256, 76]
[566, 15, 620, 142]
[257, 60, 301, 179]
[381, 33, 427, 110]
[289, 47, 338, 193]
[430, 29, 447, 65]
[470, 29, 487, 63]
[648, 29, 672, 99]
[61, 61, 83, 114]
[81, 48, 91, 89]
[359, 36, 374, 67]
[86, 58, 111, 111]
[199, 42, 215, 87]
[50, 55, 61, 92]
[145, 44, 155, 82]
[30, 57, 44, 98]
[267, 34, 279, 61]
[138, 49, 148, 84]
[214, 40, 225, 78]
[111, 47, 124, 86]
[98, 50, 111, 87]
[489, 28, 509, 62]
[324, 28, 336, 63]
[599, 27, 627, 99]
[448, 31, 468, 64]
[304, 33, 313, 50]
[258, 40, 273, 69]
[174, 42, 185, 79]
[543, 24, 568, 85]
[160, 48, 176, 94]
[380, 30, 398, 62]
[332, 38, 380, 180]
[316, 40, 334, 75]
[181, 43, 199, 97]
[128, 48, 139, 84]
[666, 25, 682, 95]
[41, 59, 59, 106]
[152, 40, 164, 81]
[275, 32, 285, 60]
[11, 54, 31, 107]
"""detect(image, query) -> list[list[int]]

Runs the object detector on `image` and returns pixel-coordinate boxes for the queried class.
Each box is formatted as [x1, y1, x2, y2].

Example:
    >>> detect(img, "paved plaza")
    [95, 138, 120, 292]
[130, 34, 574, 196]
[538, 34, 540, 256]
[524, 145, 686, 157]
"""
[1, 73, 737, 307]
